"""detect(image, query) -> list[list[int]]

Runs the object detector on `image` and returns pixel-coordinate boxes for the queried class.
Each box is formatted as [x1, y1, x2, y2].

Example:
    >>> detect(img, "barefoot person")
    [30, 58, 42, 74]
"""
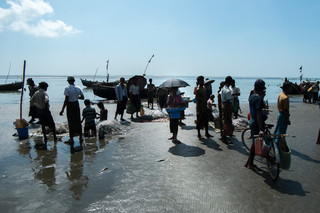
[60, 76, 84, 144]
[147, 78, 156, 109]
[27, 78, 38, 123]
[167, 87, 184, 143]
[30, 82, 57, 146]
[245, 78, 266, 170]
[115, 77, 128, 121]
[195, 76, 212, 139]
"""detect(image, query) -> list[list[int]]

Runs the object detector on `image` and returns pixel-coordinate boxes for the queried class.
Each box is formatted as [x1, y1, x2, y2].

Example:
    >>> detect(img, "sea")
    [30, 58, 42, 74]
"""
[0, 75, 313, 105]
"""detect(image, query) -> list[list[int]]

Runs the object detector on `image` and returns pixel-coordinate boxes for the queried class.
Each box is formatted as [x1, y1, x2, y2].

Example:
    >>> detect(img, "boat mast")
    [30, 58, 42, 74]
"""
[106, 60, 109, 83]
[143, 54, 154, 76]
[93, 67, 98, 81]
[299, 66, 303, 84]
[5, 62, 11, 84]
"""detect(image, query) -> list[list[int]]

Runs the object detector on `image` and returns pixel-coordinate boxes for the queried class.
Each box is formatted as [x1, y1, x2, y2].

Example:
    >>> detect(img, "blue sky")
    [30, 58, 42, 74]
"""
[0, 0, 319, 79]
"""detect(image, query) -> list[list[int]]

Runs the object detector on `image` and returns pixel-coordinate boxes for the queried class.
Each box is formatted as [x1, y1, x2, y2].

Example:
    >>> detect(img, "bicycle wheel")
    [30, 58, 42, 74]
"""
[241, 127, 251, 152]
[267, 142, 280, 180]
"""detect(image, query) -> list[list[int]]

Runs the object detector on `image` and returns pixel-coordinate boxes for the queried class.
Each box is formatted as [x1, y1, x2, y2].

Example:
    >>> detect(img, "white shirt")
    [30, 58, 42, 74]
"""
[129, 84, 139, 95]
[30, 89, 49, 109]
[64, 84, 84, 102]
[220, 85, 232, 102]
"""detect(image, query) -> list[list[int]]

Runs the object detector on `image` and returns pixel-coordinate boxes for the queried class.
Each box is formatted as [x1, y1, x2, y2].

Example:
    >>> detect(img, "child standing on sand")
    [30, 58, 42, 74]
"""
[82, 99, 97, 137]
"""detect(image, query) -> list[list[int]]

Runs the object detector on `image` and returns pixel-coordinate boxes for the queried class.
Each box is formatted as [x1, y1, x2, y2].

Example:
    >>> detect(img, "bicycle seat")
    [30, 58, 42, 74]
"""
[265, 124, 274, 129]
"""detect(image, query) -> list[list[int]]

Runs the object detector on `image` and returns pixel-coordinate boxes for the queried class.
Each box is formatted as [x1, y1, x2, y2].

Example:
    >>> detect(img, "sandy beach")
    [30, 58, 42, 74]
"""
[0, 100, 319, 212]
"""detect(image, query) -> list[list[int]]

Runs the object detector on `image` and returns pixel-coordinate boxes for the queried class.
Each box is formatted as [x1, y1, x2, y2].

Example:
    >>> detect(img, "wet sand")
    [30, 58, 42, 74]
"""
[0, 100, 319, 212]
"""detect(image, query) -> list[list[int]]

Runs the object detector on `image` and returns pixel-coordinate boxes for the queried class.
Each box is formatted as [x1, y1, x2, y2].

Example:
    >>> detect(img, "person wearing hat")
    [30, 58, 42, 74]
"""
[60, 76, 84, 144]
[245, 78, 266, 170]
[27, 78, 39, 123]
[30, 82, 57, 147]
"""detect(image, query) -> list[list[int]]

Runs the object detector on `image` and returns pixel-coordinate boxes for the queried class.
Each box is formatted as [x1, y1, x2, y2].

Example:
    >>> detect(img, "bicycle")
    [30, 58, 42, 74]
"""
[241, 124, 273, 152]
[255, 125, 288, 181]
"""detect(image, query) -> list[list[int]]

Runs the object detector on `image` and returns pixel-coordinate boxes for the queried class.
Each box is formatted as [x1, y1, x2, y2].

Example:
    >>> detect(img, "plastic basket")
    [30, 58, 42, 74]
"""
[166, 108, 185, 119]
[16, 127, 29, 139]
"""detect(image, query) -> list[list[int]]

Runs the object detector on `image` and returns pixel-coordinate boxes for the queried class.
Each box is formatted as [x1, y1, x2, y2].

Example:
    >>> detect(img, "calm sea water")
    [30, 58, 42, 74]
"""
[0, 75, 306, 105]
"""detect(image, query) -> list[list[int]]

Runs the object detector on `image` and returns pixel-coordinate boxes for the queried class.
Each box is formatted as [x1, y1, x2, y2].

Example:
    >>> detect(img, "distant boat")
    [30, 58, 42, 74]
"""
[0, 81, 23, 91]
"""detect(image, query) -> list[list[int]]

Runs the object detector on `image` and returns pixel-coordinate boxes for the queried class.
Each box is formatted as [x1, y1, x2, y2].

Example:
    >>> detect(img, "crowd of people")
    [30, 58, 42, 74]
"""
[26, 75, 320, 162]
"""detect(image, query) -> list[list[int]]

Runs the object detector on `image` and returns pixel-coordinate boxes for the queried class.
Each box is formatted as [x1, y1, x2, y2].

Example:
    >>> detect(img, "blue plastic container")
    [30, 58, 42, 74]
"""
[166, 108, 185, 119]
[17, 127, 29, 139]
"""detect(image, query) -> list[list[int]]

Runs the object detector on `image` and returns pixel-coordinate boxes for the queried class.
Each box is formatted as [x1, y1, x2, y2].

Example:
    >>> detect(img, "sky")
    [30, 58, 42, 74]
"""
[0, 0, 319, 79]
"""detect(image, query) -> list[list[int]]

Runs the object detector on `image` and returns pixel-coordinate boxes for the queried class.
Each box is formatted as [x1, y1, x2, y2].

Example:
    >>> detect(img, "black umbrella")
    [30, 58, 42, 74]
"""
[127, 75, 147, 91]
[204, 79, 215, 85]
[158, 78, 190, 88]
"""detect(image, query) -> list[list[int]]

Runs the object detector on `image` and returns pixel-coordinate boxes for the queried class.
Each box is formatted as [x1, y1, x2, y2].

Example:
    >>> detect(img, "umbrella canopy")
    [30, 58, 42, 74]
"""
[127, 75, 147, 91]
[204, 79, 215, 85]
[159, 78, 190, 88]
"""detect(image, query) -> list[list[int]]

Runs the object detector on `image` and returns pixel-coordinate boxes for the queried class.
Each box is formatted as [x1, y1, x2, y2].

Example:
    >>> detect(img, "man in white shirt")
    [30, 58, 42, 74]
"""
[230, 79, 241, 119]
[129, 77, 141, 119]
[220, 76, 234, 144]
[60, 76, 84, 144]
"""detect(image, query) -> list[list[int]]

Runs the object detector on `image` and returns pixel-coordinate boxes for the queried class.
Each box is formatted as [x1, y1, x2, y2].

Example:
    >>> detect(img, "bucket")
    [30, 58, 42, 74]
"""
[16, 127, 29, 139]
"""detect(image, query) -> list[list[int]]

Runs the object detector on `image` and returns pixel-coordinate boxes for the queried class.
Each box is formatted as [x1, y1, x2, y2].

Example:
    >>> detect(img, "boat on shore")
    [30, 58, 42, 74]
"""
[0, 81, 23, 91]
[93, 75, 149, 100]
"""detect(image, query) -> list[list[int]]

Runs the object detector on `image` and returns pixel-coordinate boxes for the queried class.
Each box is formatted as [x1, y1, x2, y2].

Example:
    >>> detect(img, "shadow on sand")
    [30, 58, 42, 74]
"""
[168, 142, 205, 157]
[291, 149, 320, 164]
[199, 137, 223, 151]
[254, 169, 309, 196]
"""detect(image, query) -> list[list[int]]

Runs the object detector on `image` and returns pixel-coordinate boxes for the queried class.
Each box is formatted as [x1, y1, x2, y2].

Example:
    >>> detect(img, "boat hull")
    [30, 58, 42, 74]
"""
[0, 82, 23, 91]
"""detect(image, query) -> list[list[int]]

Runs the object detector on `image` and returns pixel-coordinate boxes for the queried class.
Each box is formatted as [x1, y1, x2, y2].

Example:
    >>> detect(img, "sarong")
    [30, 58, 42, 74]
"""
[170, 118, 179, 134]
[38, 108, 55, 128]
[29, 105, 38, 118]
[67, 101, 82, 137]
[131, 94, 141, 113]
[116, 96, 127, 115]
[196, 111, 208, 130]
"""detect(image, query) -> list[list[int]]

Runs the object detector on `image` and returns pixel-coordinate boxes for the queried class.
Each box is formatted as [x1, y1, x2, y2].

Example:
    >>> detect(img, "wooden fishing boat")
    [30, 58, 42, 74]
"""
[0, 81, 23, 91]
[80, 78, 98, 87]
[93, 75, 149, 100]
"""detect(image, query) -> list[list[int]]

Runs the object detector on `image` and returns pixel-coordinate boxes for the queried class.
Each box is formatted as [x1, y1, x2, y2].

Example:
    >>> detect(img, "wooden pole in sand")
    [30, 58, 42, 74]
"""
[20, 60, 26, 120]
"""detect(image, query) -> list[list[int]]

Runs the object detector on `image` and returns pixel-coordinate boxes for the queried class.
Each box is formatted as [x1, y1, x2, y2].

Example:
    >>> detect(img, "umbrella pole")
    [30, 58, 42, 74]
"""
[20, 60, 26, 120]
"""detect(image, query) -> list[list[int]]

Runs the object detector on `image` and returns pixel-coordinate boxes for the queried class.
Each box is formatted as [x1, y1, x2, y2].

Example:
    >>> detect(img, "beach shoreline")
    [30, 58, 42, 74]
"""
[0, 100, 319, 212]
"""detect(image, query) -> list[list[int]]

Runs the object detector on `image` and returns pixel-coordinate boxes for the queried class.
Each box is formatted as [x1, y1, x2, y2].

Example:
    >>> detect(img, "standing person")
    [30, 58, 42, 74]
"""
[220, 76, 234, 144]
[167, 87, 184, 143]
[27, 78, 39, 123]
[312, 81, 319, 103]
[115, 77, 128, 121]
[157, 88, 168, 110]
[245, 79, 266, 170]
[60, 76, 84, 144]
[30, 82, 57, 146]
[274, 82, 291, 136]
[207, 94, 216, 122]
[195, 76, 212, 139]
[205, 78, 213, 100]
[316, 128, 320, 144]
[97, 101, 108, 121]
[217, 81, 225, 137]
[81, 99, 97, 138]
[230, 79, 241, 119]
[129, 77, 141, 119]
[147, 78, 156, 109]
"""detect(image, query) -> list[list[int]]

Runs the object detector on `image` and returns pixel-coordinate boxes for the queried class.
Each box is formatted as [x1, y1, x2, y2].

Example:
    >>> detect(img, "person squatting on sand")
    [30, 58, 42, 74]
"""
[81, 99, 97, 138]
[245, 78, 266, 170]
[167, 87, 184, 143]
[27, 78, 39, 124]
[60, 76, 84, 144]
[220, 76, 234, 144]
[115, 77, 128, 121]
[30, 81, 57, 146]
[195, 76, 212, 139]
[97, 101, 108, 121]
